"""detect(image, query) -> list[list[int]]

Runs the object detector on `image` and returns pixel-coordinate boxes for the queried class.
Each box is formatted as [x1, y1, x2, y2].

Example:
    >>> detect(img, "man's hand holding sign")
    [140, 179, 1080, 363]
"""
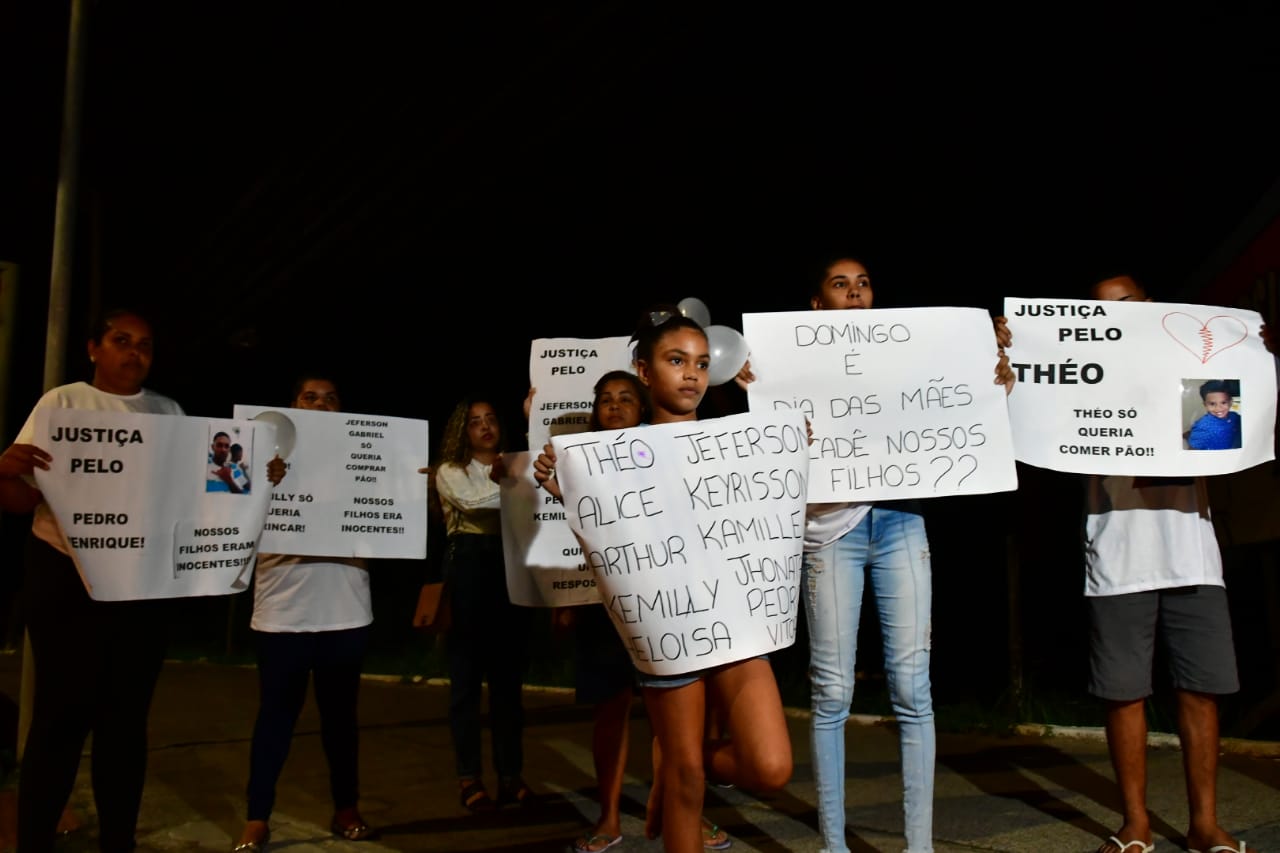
[1003, 296, 1276, 475]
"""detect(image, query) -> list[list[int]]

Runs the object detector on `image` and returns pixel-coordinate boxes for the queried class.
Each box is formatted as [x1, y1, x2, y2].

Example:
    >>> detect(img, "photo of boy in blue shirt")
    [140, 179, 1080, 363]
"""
[1186, 379, 1242, 450]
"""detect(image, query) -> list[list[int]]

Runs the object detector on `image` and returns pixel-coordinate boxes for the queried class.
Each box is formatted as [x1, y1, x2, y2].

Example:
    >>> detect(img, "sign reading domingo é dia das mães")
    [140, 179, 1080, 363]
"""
[500, 336, 634, 608]
[234, 404, 430, 559]
[32, 408, 275, 600]
[742, 306, 1018, 503]
[551, 409, 809, 676]
[1004, 297, 1276, 475]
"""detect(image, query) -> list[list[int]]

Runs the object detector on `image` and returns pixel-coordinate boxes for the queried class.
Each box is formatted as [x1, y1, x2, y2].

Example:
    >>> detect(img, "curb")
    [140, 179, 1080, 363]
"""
[1010, 723, 1280, 759]
[187, 661, 1280, 758]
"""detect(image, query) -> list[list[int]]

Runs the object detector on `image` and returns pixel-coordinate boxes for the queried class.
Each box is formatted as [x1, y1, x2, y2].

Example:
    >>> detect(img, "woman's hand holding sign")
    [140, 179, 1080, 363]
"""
[533, 442, 561, 501]
[994, 315, 1015, 395]
[0, 442, 52, 477]
[0, 443, 51, 513]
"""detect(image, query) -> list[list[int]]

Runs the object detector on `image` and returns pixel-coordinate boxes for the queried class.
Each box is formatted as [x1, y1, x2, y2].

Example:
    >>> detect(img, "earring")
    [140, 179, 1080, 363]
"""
[90, 356, 96, 362]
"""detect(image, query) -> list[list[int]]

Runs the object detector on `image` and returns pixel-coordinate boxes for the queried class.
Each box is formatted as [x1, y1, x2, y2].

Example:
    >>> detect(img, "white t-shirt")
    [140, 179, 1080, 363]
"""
[803, 501, 872, 552]
[1083, 475, 1224, 597]
[250, 553, 372, 632]
[15, 381, 184, 555]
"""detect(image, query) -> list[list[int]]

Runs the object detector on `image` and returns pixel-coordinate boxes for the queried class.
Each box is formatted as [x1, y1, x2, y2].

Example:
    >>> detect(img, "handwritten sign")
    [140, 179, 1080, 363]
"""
[32, 409, 274, 600]
[233, 404, 429, 558]
[1004, 297, 1276, 475]
[741, 307, 1017, 502]
[552, 410, 809, 675]
[500, 337, 634, 607]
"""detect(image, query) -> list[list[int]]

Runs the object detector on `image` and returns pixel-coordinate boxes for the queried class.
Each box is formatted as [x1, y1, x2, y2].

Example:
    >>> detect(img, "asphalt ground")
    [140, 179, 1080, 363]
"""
[2, 655, 1277, 853]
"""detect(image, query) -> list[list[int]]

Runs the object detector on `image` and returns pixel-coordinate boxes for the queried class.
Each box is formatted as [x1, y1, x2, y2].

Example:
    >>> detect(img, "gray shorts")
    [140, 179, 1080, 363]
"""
[1087, 584, 1239, 701]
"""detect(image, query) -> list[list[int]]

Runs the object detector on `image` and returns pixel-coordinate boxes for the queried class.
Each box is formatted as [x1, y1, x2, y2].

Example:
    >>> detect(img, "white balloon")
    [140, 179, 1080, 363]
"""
[705, 325, 749, 386]
[677, 296, 711, 328]
[253, 410, 297, 460]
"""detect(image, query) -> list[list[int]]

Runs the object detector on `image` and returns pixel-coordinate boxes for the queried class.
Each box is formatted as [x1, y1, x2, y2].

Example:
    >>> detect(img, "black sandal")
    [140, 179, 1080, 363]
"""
[497, 777, 535, 807]
[459, 779, 496, 813]
[330, 812, 377, 841]
[231, 824, 270, 853]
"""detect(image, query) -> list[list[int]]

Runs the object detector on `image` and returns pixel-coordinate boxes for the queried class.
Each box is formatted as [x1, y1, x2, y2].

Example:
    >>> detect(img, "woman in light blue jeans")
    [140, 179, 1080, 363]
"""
[804, 501, 933, 853]
[782, 254, 1013, 853]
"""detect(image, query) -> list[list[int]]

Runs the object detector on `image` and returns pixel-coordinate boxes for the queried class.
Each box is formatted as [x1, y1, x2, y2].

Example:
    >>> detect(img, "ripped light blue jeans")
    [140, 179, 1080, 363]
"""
[803, 506, 934, 853]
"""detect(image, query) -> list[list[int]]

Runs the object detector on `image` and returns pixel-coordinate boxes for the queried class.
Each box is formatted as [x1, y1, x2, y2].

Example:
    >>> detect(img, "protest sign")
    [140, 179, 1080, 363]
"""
[526, 337, 633, 452]
[32, 409, 274, 600]
[552, 409, 809, 676]
[501, 337, 633, 607]
[233, 404, 429, 558]
[741, 307, 1017, 502]
[1004, 297, 1276, 475]
[499, 450, 602, 607]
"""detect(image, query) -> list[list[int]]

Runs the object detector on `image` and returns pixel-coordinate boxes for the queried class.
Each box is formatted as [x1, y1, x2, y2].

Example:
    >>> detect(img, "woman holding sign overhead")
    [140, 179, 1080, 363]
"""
[233, 374, 377, 852]
[743, 256, 1013, 853]
[538, 310, 792, 853]
[432, 395, 535, 813]
[0, 310, 179, 852]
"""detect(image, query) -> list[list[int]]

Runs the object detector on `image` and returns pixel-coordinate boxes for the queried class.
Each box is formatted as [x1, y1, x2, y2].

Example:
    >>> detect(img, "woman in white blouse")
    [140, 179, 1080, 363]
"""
[432, 396, 534, 813]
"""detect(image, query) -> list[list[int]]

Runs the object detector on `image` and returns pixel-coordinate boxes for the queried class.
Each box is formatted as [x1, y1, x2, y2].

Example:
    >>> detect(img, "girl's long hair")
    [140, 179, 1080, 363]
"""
[438, 396, 505, 468]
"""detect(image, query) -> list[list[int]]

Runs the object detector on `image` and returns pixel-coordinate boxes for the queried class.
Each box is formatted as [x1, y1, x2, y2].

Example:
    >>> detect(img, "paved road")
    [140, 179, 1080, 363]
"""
[3, 657, 1278, 852]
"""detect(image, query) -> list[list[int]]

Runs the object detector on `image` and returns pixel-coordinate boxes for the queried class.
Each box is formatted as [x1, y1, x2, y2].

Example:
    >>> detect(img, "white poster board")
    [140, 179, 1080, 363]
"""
[551, 410, 809, 675]
[526, 336, 633, 452]
[1003, 297, 1276, 475]
[32, 409, 274, 600]
[233, 404, 430, 558]
[741, 307, 1018, 502]
[499, 450, 602, 607]
[501, 337, 634, 607]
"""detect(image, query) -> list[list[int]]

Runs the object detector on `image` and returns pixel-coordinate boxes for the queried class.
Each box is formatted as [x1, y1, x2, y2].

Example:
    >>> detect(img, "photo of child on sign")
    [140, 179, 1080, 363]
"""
[1181, 378, 1243, 451]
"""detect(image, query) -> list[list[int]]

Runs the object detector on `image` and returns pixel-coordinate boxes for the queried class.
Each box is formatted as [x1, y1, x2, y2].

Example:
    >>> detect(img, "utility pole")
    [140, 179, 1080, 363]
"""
[19, 0, 89, 762]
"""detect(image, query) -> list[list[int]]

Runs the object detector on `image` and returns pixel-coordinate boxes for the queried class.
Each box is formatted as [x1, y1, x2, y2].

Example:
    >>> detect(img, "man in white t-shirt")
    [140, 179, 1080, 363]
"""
[1083, 275, 1248, 853]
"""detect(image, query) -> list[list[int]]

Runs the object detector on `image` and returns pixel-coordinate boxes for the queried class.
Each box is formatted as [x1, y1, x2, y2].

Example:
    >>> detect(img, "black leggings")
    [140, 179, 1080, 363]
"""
[18, 534, 168, 853]
[245, 626, 369, 819]
[444, 533, 530, 781]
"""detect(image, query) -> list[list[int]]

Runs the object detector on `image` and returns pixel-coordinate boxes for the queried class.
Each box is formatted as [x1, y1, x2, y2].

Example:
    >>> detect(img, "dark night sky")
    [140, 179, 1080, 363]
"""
[4, 3, 1280, 438]
[5, 5, 1280, 722]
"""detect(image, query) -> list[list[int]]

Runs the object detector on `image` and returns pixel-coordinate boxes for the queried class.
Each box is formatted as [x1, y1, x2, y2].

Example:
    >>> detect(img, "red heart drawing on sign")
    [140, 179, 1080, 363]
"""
[1160, 312, 1249, 364]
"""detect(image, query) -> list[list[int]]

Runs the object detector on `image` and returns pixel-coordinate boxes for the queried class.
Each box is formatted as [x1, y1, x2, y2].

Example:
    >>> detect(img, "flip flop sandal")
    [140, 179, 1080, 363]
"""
[572, 833, 623, 853]
[702, 818, 733, 850]
[1100, 837, 1154, 853]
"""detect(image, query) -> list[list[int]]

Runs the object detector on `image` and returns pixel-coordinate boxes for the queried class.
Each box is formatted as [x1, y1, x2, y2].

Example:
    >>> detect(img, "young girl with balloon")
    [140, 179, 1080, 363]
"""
[536, 369, 733, 852]
[537, 308, 789, 853]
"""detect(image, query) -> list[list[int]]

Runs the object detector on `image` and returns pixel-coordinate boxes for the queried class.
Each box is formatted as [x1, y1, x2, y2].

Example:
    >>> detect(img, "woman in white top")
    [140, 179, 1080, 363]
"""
[233, 375, 376, 852]
[432, 395, 534, 813]
[0, 309, 276, 853]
